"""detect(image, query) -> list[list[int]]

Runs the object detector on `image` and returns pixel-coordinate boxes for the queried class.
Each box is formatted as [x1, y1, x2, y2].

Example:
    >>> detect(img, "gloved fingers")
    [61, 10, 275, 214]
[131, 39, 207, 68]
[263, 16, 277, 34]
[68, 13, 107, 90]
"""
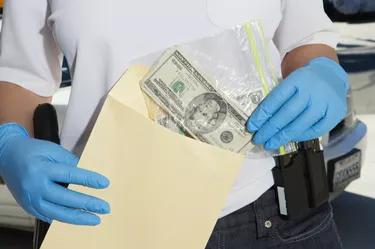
[252, 93, 310, 144]
[52, 145, 80, 167]
[293, 109, 335, 142]
[30, 208, 52, 224]
[264, 107, 326, 151]
[292, 101, 347, 142]
[35, 200, 102, 226]
[247, 78, 298, 132]
[25, 201, 52, 224]
[46, 163, 110, 189]
[45, 183, 110, 214]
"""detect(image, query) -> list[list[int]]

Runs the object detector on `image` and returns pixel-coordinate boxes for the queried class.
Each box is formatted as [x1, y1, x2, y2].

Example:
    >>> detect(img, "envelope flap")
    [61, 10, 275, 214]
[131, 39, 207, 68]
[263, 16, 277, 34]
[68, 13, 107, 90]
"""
[108, 64, 150, 118]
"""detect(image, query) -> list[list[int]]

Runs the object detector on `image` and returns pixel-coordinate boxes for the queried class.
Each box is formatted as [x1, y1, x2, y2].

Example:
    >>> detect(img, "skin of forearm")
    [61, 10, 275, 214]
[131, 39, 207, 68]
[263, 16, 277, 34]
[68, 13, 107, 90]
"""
[0, 82, 51, 137]
[282, 44, 339, 78]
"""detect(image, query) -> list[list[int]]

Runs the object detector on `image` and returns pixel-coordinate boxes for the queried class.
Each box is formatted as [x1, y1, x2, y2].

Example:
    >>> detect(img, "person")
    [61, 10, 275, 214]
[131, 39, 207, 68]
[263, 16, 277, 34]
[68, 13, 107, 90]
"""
[0, 0, 347, 248]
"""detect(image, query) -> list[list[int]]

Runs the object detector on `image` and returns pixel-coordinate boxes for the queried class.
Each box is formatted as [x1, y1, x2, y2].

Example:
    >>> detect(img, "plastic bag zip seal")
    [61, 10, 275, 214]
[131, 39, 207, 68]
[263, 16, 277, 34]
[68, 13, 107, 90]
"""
[245, 20, 297, 156]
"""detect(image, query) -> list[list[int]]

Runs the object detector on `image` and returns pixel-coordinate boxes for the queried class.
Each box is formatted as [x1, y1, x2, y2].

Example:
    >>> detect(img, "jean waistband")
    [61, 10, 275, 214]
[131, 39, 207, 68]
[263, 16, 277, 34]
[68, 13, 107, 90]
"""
[213, 188, 278, 230]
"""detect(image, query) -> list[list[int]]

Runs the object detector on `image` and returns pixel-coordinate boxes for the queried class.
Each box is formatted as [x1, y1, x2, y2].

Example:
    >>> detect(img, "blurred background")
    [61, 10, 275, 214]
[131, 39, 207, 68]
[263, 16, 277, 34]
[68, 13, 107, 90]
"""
[0, 1, 375, 248]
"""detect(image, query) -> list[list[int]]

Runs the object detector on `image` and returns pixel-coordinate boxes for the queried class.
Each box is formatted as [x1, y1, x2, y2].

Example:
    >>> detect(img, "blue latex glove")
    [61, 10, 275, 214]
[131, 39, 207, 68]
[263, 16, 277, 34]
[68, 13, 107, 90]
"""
[247, 57, 349, 151]
[0, 123, 110, 226]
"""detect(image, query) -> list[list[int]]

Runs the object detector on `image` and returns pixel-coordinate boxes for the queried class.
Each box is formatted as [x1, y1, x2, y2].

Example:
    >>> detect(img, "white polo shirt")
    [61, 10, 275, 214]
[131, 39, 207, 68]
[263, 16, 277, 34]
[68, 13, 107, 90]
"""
[0, 0, 339, 218]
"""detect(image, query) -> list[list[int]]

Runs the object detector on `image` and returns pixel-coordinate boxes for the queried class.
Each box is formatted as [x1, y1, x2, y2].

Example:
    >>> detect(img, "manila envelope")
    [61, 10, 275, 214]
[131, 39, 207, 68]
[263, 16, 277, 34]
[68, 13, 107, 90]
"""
[41, 65, 245, 249]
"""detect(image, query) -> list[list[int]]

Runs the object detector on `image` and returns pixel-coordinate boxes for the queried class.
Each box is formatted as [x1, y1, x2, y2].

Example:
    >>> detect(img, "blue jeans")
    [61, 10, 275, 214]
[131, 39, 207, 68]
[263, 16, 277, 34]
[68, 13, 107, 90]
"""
[206, 189, 343, 249]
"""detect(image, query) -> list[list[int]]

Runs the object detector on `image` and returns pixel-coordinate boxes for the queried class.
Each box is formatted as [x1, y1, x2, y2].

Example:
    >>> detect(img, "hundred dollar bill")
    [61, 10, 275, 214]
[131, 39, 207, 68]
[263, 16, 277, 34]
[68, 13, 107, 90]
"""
[231, 89, 266, 117]
[140, 47, 255, 153]
[151, 49, 266, 118]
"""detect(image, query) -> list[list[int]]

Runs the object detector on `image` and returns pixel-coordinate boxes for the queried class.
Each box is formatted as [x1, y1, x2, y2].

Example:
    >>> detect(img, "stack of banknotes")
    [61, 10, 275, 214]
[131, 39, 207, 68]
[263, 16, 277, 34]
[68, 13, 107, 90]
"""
[140, 46, 266, 154]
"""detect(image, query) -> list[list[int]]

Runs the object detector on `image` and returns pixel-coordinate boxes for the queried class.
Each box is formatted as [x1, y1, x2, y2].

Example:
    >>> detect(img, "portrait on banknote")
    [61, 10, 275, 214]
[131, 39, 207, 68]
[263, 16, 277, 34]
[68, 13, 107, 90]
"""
[185, 93, 227, 135]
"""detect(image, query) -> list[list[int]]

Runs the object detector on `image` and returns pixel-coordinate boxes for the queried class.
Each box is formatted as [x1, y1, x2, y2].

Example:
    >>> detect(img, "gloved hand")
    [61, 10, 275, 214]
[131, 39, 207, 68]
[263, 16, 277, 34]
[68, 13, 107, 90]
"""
[0, 123, 110, 226]
[247, 57, 349, 151]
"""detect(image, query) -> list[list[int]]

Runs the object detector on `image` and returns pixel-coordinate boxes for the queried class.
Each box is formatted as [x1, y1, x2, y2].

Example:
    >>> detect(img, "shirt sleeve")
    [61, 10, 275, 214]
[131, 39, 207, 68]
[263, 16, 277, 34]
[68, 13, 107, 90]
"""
[0, 0, 63, 97]
[273, 0, 340, 62]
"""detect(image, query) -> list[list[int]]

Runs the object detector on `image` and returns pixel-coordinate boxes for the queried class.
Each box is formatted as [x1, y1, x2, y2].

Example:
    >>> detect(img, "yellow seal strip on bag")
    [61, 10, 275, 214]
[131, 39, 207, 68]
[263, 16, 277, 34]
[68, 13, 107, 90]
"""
[244, 21, 286, 155]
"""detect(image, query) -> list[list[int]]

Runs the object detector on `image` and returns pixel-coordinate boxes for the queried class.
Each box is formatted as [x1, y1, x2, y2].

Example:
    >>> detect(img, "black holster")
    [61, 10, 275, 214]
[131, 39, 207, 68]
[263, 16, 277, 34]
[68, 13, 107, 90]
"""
[272, 139, 329, 220]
